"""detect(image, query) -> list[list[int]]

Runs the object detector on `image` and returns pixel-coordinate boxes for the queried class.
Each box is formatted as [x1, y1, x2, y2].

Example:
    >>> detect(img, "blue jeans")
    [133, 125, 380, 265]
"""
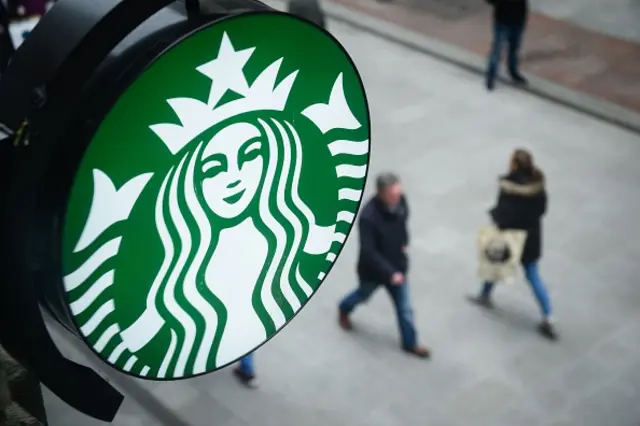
[486, 22, 525, 85]
[339, 281, 418, 349]
[481, 262, 552, 318]
[238, 354, 255, 377]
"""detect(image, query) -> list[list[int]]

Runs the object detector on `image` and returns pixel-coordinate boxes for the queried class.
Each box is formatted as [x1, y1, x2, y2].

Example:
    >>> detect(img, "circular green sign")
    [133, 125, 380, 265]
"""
[62, 12, 370, 380]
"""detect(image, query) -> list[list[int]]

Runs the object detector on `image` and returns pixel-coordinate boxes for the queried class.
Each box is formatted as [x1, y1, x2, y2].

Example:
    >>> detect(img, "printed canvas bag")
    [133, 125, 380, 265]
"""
[477, 225, 527, 283]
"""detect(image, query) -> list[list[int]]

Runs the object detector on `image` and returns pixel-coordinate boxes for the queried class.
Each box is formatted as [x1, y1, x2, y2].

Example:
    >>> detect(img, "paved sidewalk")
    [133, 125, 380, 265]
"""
[532, 0, 640, 43]
[173, 19, 640, 425]
[325, 0, 640, 131]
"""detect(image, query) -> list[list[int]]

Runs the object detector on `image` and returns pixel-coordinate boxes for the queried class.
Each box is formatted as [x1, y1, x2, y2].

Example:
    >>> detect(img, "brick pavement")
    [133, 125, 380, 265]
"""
[327, 0, 640, 115]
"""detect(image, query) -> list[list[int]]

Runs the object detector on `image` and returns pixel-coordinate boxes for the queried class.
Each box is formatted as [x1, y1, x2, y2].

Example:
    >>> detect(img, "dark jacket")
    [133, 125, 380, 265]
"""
[486, 0, 528, 26]
[357, 195, 409, 283]
[489, 171, 547, 264]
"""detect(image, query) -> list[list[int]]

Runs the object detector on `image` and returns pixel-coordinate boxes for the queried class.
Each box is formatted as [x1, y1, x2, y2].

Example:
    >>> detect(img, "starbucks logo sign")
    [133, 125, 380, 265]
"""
[61, 13, 370, 380]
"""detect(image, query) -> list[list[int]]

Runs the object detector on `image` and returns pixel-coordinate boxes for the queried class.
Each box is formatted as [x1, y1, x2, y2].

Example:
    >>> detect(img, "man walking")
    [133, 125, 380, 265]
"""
[485, 0, 529, 91]
[338, 173, 430, 358]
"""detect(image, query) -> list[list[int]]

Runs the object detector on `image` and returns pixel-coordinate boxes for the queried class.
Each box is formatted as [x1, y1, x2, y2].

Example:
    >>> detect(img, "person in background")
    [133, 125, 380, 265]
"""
[469, 149, 557, 340]
[337, 173, 430, 358]
[485, 0, 529, 91]
[233, 354, 258, 389]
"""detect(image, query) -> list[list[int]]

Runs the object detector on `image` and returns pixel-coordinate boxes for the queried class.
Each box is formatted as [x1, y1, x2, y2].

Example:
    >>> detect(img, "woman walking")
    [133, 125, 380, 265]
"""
[470, 149, 557, 340]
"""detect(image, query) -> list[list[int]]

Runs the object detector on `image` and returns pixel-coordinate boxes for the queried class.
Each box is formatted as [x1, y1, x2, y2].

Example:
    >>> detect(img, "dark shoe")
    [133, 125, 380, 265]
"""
[538, 321, 558, 341]
[338, 309, 352, 331]
[485, 78, 496, 91]
[233, 368, 258, 389]
[511, 73, 528, 86]
[404, 345, 431, 359]
[467, 294, 494, 309]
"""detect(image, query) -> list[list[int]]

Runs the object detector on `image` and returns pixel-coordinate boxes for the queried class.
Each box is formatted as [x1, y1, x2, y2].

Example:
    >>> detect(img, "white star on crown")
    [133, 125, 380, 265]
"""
[150, 32, 299, 155]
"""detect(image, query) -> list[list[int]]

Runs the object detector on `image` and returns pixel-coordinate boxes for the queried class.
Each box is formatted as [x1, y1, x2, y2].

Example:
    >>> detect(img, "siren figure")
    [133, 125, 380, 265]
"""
[117, 34, 337, 377]
[63, 30, 368, 379]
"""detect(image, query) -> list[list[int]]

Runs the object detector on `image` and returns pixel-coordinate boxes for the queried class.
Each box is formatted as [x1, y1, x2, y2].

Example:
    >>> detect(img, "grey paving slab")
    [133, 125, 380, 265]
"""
[42, 16, 640, 426]
[288, 0, 640, 133]
[531, 0, 640, 43]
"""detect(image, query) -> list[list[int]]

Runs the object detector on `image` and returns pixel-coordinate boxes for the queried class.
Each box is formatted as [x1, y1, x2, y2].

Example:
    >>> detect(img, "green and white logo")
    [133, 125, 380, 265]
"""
[62, 13, 370, 379]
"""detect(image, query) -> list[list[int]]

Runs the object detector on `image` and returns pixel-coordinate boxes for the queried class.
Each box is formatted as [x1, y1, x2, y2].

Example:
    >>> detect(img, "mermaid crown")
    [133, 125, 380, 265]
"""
[150, 32, 299, 155]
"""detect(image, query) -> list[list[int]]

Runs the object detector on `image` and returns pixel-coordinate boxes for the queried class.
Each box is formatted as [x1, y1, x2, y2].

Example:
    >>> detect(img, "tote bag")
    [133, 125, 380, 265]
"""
[477, 225, 527, 283]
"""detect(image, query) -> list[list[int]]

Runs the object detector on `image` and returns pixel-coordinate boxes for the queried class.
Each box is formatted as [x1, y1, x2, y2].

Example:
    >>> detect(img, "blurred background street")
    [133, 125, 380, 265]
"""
[41, 3, 640, 425]
[328, 0, 640, 121]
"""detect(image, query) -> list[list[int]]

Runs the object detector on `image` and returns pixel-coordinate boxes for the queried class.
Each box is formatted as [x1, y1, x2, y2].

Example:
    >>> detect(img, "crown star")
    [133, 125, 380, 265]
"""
[196, 32, 255, 107]
[149, 33, 299, 155]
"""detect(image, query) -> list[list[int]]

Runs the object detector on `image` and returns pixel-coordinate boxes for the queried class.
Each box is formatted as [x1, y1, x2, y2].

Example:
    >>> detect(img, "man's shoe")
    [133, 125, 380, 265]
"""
[467, 294, 494, 309]
[538, 321, 558, 341]
[233, 368, 259, 389]
[404, 345, 431, 359]
[338, 309, 352, 331]
[511, 73, 528, 86]
[485, 79, 496, 91]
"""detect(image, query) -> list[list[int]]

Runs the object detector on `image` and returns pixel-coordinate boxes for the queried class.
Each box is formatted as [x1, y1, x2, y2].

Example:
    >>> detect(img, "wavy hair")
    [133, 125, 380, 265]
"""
[149, 117, 315, 378]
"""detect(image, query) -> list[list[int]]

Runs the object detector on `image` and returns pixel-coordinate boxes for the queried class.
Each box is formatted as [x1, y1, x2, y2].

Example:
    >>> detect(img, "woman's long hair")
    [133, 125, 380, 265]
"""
[150, 116, 315, 378]
[510, 148, 544, 183]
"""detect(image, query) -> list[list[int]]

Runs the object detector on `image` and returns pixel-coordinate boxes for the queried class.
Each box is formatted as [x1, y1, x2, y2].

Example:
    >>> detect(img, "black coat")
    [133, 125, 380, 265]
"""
[489, 171, 547, 264]
[357, 195, 409, 283]
[486, 0, 528, 26]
